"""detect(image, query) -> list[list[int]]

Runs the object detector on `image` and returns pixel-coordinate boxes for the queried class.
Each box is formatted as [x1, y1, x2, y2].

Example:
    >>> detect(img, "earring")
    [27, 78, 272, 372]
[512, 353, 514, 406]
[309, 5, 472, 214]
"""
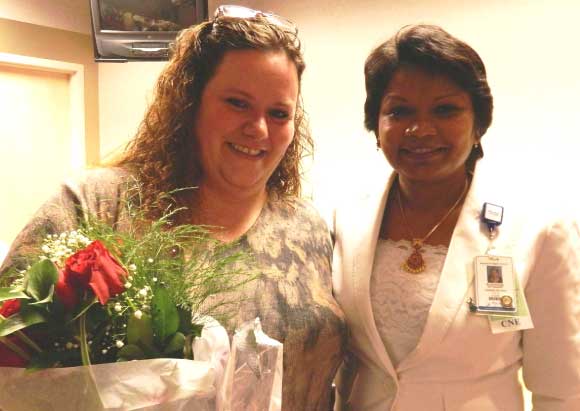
[473, 142, 480, 149]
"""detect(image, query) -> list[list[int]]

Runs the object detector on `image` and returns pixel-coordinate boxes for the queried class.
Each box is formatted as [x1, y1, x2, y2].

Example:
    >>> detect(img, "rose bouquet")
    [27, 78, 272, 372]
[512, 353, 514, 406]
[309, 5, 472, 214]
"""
[0, 190, 275, 411]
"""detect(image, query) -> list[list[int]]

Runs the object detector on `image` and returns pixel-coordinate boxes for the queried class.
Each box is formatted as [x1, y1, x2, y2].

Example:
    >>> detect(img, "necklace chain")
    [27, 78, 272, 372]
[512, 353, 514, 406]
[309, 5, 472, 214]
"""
[396, 177, 468, 273]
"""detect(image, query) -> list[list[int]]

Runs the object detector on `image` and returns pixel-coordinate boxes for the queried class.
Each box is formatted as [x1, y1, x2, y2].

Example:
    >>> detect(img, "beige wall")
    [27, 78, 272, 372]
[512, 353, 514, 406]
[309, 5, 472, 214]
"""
[0, 18, 99, 248]
[0, 0, 91, 34]
[0, 65, 72, 246]
[98, 61, 166, 160]
[0, 18, 99, 165]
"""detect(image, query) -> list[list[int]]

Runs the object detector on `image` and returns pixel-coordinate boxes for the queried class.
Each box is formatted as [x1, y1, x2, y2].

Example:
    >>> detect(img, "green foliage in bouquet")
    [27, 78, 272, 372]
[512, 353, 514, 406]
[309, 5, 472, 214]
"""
[0, 187, 254, 368]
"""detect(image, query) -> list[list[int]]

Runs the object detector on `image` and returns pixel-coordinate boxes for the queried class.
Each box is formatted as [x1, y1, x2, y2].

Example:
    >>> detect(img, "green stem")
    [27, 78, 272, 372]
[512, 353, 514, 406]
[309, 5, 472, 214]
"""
[0, 336, 31, 361]
[16, 331, 42, 353]
[68, 299, 98, 324]
[79, 313, 91, 366]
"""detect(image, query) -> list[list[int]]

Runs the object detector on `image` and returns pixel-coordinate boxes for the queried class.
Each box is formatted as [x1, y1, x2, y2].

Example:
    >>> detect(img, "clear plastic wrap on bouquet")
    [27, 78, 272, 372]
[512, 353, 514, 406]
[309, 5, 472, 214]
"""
[218, 318, 283, 411]
[0, 318, 282, 411]
[0, 359, 216, 411]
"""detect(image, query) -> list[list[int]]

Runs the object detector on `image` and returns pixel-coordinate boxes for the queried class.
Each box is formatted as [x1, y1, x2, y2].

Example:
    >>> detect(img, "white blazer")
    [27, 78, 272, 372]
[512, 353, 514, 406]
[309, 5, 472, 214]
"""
[332, 159, 580, 411]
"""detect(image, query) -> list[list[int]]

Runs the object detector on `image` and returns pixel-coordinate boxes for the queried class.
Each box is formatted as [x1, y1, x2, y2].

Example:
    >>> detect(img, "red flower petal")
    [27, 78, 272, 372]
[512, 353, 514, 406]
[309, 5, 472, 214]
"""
[0, 299, 21, 317]
[55, 269, 79, 310]
[88, 241, 127, 304]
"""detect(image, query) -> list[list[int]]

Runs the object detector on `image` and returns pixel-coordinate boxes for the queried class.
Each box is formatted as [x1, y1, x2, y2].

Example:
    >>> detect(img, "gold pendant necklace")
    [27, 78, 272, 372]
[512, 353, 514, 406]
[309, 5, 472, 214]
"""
[397, 178, 468, 274]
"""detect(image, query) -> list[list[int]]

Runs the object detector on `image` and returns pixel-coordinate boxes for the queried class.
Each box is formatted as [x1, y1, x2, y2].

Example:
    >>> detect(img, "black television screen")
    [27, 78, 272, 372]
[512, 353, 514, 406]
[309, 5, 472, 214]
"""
[90, 0, 208, 62]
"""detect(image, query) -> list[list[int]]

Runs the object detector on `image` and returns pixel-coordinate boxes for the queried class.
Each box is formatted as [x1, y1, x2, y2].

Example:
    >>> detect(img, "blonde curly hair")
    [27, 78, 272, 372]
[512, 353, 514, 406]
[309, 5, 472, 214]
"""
[113, 16, 311, 221]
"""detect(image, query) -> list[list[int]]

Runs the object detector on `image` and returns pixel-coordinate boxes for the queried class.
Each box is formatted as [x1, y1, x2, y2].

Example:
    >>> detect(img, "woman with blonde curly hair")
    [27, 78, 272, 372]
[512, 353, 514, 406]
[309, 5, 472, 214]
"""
[114, 6, 312, 225]
[2, 6, 346, 410]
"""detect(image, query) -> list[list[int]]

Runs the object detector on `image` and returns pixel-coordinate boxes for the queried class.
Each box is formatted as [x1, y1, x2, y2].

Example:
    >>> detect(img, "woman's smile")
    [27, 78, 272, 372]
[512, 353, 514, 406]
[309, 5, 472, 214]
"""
[400, 145, 448, 160]
[228, 142, 265, 157]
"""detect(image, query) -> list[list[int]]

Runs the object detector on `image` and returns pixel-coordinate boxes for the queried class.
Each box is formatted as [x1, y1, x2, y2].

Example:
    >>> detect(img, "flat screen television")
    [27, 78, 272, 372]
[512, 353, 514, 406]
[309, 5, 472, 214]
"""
[89, 0, 208, 62]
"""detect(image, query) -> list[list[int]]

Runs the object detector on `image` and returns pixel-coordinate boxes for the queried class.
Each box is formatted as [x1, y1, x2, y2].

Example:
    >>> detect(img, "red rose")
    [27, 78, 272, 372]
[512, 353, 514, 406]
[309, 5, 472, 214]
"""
[0, 299, 21, 318]
[56, 240, 128, 310]
[0, 299, 29, 367]
[56, 269, 80, 310]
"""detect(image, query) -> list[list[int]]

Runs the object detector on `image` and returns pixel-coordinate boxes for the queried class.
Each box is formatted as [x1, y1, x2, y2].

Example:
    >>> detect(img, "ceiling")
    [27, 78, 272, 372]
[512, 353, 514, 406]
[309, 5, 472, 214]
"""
[0, 0, 92, 34]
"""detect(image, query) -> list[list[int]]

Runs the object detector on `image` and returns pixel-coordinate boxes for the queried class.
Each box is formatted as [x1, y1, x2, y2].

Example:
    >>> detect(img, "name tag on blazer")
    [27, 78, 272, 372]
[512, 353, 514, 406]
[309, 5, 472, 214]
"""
[475, 203, 534, 334]
[471, 255, 534, 334]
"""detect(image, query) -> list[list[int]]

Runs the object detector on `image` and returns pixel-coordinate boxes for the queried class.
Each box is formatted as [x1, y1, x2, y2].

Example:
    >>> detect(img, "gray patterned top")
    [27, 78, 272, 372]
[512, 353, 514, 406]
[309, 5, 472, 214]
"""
[0, 167, 347, 411]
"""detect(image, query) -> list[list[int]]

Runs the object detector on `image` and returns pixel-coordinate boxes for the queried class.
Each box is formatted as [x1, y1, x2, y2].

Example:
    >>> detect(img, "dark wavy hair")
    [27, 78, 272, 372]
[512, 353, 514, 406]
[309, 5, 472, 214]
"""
[112, 16, 311, 221]
[364, 24, 493, 166]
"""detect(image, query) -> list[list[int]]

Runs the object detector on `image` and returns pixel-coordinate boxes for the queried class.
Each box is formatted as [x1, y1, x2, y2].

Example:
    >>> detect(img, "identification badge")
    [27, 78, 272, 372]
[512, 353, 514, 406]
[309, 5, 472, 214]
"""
[467, 202, 534, 333]
[473, 255, 517, 314]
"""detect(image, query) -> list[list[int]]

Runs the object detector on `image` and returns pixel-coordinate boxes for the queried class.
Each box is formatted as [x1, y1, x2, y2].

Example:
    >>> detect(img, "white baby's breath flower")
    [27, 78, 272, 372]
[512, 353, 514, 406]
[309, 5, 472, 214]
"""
[125, 282, 132, 289]
[115, 340, 124, 348]
[147, 258, 154, 263]
[152, 277, 158, 282]
[134, 310, 143, 319]
[66, 342, 73, 350]
[41, 245, 50, 253]
[114, 303, 122, 312]
[128, 264, 137, 272]
[139, 288, 148, 297]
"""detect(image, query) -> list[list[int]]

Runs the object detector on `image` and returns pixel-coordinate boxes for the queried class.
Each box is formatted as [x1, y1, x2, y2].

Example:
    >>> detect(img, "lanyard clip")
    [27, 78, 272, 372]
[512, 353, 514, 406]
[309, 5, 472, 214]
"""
[481, 202, 503, 236]
[481, 203, 503, 253]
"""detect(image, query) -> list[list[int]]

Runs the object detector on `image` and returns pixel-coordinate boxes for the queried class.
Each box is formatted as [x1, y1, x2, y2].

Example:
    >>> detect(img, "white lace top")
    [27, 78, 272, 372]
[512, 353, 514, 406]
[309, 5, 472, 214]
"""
[371, 238, 448, 367]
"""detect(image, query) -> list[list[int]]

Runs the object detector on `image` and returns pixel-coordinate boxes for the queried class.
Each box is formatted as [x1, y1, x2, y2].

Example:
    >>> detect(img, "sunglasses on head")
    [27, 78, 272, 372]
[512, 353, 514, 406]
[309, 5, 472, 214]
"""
[213, 4, 297, 34]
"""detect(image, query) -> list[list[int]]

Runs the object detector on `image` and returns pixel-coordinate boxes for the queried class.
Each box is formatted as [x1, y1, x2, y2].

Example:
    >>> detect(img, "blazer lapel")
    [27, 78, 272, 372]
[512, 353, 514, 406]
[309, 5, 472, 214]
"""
[349, 170, 399, 378]
[397, 167, 492, 370]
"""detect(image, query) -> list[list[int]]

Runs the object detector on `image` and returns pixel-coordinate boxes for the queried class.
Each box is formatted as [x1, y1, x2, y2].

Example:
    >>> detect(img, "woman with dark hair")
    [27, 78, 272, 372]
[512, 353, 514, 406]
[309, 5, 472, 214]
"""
[1, 6, 346, 410]
[332, 24, 580, 410]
